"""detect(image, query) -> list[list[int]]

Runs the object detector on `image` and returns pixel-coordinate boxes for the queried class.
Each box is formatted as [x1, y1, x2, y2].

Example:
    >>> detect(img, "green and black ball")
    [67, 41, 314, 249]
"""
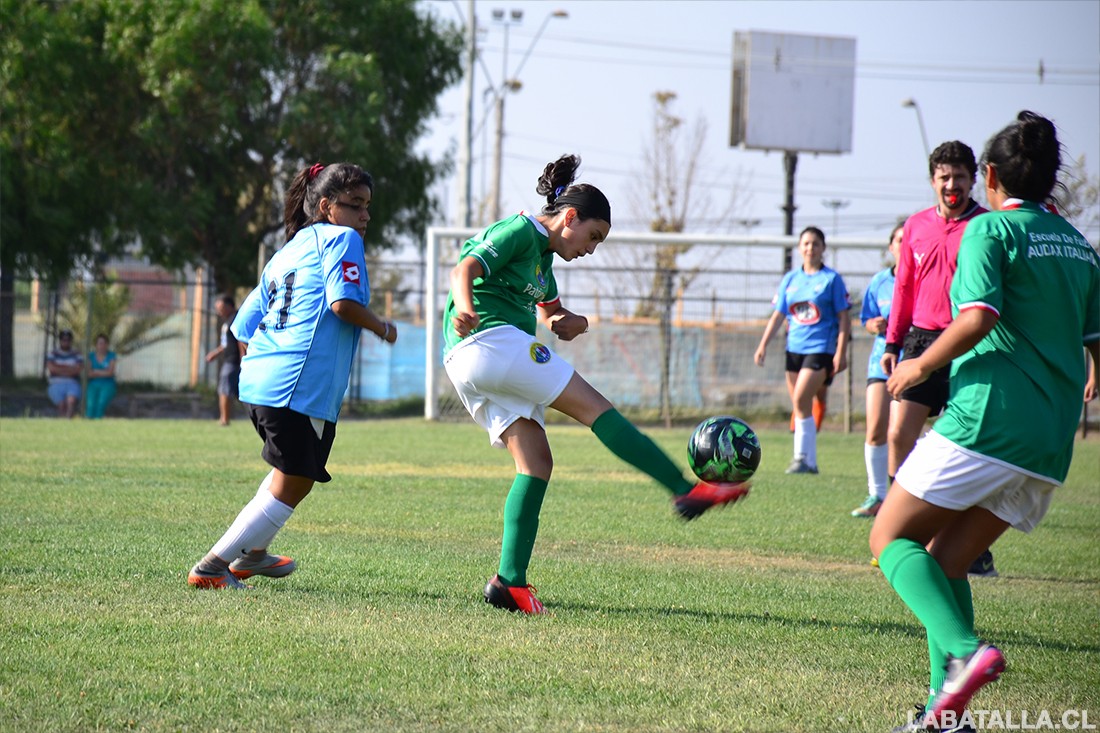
[687, 416, 761, 483]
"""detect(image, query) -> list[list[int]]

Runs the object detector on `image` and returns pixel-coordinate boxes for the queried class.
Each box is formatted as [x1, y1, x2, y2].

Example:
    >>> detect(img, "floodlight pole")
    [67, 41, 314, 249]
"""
[488, 8, 567, 222]
[457, 0, 476, 228]
[902, 98, 931, 160]
[781, 150, 798, 270]
[822, 198, 850, 238]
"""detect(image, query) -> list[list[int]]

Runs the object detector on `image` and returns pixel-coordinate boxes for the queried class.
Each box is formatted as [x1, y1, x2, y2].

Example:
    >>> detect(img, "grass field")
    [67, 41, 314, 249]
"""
[1, 417, 1097, 732]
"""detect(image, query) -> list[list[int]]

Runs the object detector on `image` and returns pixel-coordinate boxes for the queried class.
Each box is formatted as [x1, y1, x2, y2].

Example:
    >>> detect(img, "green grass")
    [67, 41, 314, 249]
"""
[1, 418, 1097, 732]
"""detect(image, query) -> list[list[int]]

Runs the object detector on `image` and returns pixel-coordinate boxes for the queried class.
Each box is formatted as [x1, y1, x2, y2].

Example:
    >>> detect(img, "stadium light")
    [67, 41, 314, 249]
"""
[822, 199, 850, 237]
[489, 9, 568, 221]
[901, 98, 931, 160]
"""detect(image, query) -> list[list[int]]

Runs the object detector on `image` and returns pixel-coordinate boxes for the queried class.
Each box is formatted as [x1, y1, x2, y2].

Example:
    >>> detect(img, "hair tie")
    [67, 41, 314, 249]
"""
[308, 163, 325, 180]
[554, 186, 566, 198]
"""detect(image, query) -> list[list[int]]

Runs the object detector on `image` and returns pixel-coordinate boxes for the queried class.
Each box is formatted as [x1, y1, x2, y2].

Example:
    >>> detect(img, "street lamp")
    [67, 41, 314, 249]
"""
[901, 98, 931, 160]
[456, 0, 477, 227]
[511, 9, 568, 81]
[488, 8, 568, 221]
[737, 218, 761, 235]
[822, 199, 850, 238]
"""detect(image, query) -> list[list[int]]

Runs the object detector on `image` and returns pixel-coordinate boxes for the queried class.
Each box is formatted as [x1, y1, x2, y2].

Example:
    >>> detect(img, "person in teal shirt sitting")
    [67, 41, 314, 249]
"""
[86, 333, 118, 419]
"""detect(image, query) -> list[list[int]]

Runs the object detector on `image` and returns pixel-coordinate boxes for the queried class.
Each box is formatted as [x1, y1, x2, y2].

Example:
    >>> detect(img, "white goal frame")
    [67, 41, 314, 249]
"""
[424, 226, 886, 425]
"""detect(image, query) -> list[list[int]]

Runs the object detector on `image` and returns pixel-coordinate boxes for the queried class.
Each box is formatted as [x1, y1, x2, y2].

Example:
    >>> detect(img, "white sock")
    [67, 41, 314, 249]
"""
[210, 480, 294, 562]
[865, 443, 889, 500]
[794, 417, 817, 467]
[254, 469, 275, 498]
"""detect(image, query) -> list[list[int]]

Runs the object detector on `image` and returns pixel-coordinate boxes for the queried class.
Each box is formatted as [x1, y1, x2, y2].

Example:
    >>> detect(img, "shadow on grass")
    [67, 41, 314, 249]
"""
[550, 598, 1100, 655]
[259, 580, 1100, 656]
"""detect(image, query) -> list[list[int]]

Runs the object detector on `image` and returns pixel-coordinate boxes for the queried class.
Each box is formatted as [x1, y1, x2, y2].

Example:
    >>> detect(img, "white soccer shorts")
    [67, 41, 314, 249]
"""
[444, 325, 575, 449]
[896, 429, 1057, 533]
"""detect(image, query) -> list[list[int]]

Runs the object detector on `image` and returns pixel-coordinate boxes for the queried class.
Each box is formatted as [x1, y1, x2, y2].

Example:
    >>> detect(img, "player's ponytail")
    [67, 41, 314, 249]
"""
[981, 110, 1063, 205]
[537, 154, 612, 225]
[283, 162, 374, 241]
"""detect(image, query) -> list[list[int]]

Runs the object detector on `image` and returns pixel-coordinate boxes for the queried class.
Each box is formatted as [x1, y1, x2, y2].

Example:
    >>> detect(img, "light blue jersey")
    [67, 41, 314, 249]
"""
[232, 223, 370, 422]
[861, 267, 896, 381]
[773, 265, 850, 355]
[233, 286, 266, 344]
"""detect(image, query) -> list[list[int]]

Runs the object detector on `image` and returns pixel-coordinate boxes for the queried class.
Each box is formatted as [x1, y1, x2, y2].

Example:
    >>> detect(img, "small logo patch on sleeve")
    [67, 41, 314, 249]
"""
[342, 262, 361, 284]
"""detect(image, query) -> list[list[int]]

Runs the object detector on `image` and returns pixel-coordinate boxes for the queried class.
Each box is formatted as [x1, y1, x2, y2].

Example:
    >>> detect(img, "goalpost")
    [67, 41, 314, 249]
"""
[424, 226, 886, 427]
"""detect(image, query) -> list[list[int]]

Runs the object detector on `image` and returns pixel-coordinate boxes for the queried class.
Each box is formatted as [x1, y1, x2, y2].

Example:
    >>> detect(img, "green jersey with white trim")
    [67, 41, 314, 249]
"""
[934, 201, 1100, 481]
[443, 213, 559, 354]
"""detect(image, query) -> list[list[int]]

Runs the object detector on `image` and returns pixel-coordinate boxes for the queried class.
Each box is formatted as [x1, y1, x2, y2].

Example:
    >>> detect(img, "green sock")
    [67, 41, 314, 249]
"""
[949, 576, 975, 630]
[879, 539, 980, 662]
[591, 408, 694, 496]
[497, 474, 548, 587]
[926, 635, 944, 709]
[926, 577, 975, 706]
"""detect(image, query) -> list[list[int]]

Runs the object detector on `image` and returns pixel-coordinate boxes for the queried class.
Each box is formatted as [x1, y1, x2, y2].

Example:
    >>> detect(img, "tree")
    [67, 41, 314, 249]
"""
[0, 0, 463, 377]
[0, 0, 146, 376]
[107, 0, 463, 286]
[50, 281, 178, 356]
[1060, 155, 1100, 247]
[624, 91, 749, 319]
[615, 91, 749, 426]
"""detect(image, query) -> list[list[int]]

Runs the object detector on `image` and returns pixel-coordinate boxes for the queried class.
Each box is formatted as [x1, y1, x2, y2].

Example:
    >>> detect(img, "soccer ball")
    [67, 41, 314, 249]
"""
[687, 416, 761, 483]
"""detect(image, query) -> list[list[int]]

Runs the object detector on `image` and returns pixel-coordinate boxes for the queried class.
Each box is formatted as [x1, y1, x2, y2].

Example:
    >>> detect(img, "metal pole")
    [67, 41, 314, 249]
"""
[425, 229, 439, 420]
[487, 9, 565, 223]
[459, 0, 476, 227]
[489, 21, 510, 222]
[660, 269, 673, 429]
[902, 98, 931, 159]
[822, 199, 850, 238]
[490, 85, 506, 221]
[845, 338, 853, 434]
[781, 150, 798, 270]
[81, 275, 94, 418]
[915, 108, 930, 159]
[512, 10, 567, 80]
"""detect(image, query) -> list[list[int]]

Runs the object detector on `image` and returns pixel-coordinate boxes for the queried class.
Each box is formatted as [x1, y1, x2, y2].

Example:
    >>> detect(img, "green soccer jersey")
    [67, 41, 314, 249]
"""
[443, 214, 559, 354]
[934, 201, 1100, 482]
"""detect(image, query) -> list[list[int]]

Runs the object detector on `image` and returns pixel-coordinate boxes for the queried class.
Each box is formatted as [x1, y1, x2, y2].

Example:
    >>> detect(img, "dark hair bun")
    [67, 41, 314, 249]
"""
[981, 110, 1062, 203]
[1016, 111, 1057, 157]
[536, 154, 581, 203]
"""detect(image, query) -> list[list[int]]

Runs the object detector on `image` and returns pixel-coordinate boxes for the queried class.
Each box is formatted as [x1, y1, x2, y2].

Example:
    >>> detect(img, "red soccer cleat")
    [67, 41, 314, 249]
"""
[483, 574, 546, 615]
[673, 480, 751, 520]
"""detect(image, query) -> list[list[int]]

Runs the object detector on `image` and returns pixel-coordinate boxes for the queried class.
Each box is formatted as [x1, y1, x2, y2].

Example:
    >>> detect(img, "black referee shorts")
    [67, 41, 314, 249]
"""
[897, 327, 950, 415]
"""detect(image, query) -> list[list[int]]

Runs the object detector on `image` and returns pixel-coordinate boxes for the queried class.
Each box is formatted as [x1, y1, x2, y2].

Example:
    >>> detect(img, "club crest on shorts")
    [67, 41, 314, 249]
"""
[530, 342, 551, 363]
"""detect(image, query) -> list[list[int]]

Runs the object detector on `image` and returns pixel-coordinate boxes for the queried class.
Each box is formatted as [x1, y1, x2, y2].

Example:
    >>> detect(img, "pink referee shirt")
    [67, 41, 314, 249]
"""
[886, 200, 987, 348]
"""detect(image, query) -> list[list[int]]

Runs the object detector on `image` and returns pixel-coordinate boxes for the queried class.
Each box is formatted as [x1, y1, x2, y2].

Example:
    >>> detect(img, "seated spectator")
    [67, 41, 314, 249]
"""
[46, 329, 82, 418]
[86, 333, 118, 419]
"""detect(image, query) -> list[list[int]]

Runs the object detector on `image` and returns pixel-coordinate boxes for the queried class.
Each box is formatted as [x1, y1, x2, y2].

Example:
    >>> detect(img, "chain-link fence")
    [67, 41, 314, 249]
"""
[424, 228, 892, 429]
[10, 231, 1096, 432]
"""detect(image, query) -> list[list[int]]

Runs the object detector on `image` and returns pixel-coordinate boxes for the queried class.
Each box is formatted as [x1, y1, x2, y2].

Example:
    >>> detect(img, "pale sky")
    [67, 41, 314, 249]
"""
[418, 0, 1100, 242]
